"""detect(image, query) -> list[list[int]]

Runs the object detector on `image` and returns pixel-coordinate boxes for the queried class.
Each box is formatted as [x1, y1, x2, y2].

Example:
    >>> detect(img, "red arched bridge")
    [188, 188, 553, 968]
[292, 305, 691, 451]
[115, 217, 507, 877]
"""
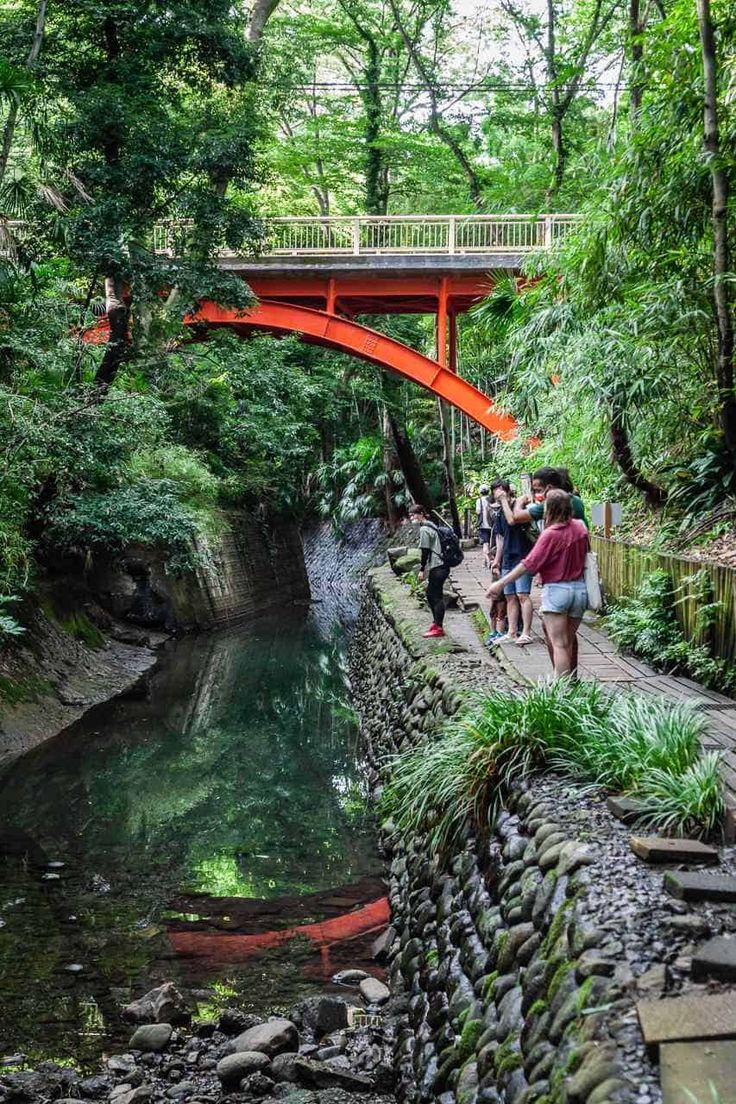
[130, 214, 580, 437]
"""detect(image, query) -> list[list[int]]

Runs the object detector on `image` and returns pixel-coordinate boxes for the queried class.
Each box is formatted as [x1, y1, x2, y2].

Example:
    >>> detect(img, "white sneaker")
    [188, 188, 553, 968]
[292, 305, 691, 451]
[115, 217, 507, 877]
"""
[515, 633, 534, 645]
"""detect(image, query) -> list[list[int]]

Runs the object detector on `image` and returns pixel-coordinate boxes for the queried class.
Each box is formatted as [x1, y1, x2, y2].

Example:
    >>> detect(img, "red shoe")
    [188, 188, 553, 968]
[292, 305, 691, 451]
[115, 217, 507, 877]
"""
[423, 625, 445, 638]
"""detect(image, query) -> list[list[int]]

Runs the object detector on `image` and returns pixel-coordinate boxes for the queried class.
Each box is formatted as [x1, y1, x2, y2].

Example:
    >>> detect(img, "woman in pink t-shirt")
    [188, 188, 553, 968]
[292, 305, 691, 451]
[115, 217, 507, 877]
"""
[487, 490, 589, 677]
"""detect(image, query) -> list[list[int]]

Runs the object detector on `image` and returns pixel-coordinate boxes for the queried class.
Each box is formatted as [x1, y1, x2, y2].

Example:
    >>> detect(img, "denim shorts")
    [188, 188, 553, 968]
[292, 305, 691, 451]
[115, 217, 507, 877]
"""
[504, 571, 533, 597]
[541, 579, 588, 618]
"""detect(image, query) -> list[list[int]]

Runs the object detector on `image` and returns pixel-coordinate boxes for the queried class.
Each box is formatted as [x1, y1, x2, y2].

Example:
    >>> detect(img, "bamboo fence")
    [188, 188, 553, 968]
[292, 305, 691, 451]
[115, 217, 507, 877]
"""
[592, 535, 736, 665]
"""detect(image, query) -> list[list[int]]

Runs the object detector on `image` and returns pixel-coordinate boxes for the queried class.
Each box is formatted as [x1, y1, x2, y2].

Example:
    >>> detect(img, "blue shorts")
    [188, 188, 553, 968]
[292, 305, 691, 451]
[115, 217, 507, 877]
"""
[504, 572, 533, 596]
[479, 527, 493, 544]
[541, 579, 587, 618]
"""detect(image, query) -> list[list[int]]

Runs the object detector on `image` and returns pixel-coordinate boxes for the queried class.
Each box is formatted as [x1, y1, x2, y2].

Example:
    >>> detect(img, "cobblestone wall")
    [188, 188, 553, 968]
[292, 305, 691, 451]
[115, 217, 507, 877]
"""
[350, 570, 630, 1104]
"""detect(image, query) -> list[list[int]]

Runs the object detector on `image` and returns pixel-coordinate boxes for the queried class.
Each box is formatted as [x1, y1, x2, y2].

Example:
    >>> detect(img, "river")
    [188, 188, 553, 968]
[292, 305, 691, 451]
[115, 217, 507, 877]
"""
[0, 612, 382, 1066]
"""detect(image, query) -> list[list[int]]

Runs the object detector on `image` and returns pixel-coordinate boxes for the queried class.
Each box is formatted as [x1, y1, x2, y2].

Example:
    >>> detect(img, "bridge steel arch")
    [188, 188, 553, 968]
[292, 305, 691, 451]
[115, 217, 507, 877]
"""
[189, 300, 519, 440]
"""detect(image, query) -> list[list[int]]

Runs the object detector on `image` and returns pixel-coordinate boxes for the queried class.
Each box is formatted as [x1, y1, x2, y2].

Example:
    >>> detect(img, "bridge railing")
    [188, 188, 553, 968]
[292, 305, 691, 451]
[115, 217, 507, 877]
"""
[152, 214, 580, 257]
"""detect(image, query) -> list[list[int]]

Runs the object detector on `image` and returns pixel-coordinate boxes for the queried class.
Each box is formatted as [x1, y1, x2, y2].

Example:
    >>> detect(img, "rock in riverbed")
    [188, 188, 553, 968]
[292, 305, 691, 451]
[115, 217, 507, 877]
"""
[216, 1051, 271, 1089]
[359, 978, 390, 1006]
[232, 1018, 299, 1057]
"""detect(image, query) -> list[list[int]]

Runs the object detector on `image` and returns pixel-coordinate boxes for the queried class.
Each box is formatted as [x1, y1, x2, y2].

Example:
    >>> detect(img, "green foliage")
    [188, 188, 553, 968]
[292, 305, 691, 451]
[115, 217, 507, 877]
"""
[0, 595, 24, 640]
[381, 680, 724, 846]
[49, 481, 207, 574]
[606, 571, 736, 695]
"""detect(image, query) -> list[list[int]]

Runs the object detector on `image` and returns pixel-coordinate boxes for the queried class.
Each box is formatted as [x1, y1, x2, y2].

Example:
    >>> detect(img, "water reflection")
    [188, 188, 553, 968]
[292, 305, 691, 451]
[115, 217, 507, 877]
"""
[0, 616, 381, 1063]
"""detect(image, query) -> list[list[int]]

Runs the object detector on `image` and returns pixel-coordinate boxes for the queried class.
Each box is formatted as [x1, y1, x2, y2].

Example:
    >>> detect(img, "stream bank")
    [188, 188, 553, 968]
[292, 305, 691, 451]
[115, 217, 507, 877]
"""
[0, 511, 310, 765]
[348, 564, 736, 1104]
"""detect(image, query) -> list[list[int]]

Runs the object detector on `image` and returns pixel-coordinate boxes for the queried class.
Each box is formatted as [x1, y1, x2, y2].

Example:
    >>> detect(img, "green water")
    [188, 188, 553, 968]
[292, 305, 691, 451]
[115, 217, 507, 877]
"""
[0, 616, 380, 1065]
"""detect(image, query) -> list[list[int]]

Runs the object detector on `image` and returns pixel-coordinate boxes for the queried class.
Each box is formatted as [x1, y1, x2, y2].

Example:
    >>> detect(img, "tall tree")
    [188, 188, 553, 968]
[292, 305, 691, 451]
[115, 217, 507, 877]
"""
[697, 0, 736, 470]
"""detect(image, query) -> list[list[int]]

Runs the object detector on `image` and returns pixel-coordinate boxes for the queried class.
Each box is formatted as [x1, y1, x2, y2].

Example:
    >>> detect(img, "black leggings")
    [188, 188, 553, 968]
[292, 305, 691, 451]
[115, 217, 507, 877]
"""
[427, 565, 450, 627]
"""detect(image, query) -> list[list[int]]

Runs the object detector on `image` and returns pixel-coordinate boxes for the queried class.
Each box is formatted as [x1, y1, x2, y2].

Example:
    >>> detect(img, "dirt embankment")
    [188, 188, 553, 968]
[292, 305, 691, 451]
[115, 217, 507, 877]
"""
[0, 606, 166, 767]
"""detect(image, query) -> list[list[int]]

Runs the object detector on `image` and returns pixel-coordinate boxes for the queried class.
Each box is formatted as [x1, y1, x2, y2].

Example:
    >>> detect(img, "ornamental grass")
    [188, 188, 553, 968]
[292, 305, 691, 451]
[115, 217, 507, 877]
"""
[380, 681, 724, 849]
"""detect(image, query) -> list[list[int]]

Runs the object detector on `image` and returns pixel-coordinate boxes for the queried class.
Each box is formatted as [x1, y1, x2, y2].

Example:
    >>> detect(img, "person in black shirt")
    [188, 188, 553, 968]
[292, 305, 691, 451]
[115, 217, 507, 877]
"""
[490, 479, 534, 644]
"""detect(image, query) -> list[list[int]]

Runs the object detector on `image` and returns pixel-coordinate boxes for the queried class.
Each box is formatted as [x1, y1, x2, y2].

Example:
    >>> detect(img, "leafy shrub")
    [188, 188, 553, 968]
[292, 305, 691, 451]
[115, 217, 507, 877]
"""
[381, 681, 723, 847]
[0, 595, 25, 641]
[128, 446, 220, 510]
[48, 479, 207, 574]
[606, 570, 735, 694]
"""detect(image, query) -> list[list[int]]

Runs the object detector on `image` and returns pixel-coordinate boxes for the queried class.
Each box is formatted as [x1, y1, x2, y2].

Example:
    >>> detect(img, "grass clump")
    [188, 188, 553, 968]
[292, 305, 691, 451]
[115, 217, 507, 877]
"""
[380, 680, 723, 847]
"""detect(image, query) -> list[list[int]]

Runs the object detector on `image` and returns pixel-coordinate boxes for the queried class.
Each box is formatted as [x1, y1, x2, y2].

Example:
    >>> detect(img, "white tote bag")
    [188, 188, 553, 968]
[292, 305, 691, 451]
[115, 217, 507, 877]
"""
[584, 550, 603, 612]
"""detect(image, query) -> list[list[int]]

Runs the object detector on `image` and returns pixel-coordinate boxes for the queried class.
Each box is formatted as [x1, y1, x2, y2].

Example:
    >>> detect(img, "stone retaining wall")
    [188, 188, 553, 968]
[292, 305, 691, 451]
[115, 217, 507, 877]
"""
[350, 568, 630, 1104]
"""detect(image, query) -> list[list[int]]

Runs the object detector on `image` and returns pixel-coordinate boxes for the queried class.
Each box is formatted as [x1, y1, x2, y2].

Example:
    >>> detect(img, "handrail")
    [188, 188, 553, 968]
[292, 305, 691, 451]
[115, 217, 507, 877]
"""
[2, 214, 582, 259]
[153, 214, 581, 257]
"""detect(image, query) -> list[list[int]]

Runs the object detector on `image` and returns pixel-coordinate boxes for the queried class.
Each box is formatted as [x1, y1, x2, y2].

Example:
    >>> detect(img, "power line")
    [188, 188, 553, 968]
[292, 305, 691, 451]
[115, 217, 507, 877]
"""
[270, 79, 634, 93]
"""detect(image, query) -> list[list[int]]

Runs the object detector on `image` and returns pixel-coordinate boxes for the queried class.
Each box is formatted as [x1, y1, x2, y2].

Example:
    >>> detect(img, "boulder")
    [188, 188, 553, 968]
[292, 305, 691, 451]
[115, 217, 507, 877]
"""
[218, 1009, 264, 1036]
[233, 1018, 299, 1057]
[332, 969, 369, 986]
[128, 1024, 173, 1053]
[270, 1054, 372, 1091]
[216, 1052, 271, 1089]
[109, 1086, 152, 1104]
[122, 983, 190, 1026]
[359, 977, 390, 1006]
[315, 997, 350, 1036]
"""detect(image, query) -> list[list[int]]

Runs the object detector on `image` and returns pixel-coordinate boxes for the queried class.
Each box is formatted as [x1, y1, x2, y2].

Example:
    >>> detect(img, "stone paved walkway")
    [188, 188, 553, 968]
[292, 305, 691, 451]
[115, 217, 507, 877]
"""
[446, 547, 736, 803]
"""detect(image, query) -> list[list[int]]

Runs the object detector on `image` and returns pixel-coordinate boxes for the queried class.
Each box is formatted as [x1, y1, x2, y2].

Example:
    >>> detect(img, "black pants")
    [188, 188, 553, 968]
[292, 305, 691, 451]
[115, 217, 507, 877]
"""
[427, 565, 450, 627]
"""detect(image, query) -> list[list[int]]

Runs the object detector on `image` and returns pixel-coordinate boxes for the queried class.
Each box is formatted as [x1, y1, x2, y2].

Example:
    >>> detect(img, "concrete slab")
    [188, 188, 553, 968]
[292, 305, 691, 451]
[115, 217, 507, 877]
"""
[692, 936, 736, 982]
[607, 795, 645, 824]
[638, 991, 736, 1046]
[629, 836, 720, 864]
[664, 871, 736, 903]
[660, 1040, 736, 1104]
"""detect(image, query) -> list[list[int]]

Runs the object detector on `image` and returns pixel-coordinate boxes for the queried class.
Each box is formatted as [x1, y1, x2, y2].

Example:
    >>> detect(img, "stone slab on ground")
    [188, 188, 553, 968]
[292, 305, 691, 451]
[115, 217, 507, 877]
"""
[638, 991, 736, 1046]
[660, 1040, 736, 1104]
[607, 796, 645, 824]
[691, 935, 736, 982]
[629, 836, 720, 865]
[664, 871, 736, 903]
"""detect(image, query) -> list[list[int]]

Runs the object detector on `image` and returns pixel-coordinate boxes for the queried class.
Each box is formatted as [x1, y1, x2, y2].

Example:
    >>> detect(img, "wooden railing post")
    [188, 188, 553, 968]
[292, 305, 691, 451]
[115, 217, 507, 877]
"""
[352, 218, 361, 256]
[448, 216, 456, 254]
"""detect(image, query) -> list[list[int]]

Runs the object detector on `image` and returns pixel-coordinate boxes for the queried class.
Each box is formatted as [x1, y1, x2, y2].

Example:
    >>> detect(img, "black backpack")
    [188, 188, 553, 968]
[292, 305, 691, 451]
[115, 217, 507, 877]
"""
[426, 521, 464, 568]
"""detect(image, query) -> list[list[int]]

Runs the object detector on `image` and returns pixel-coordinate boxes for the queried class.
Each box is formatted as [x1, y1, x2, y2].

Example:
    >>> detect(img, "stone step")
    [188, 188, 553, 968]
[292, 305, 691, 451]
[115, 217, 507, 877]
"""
[660, 1039, 736, 1104]
[638, 991, 736, 1048]
[607, 795, 645, 824]
[691, 935, 736, 982]
[664, 870, 736, 903]
[629, 835, 720, 865]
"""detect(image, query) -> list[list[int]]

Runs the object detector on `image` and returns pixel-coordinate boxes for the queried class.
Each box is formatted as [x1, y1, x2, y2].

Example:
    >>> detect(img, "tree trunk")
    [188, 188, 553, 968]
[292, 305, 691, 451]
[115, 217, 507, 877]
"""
[381, 406, 402, 528]
[386, 409, 435, 511]
[609, 404, 667, 506]
[247, 0, 281, 46]
[94, 277, 130, 392]
[363, 39, 389, 215]
[697, 0, 736, 469]
[629, 0, 644, 121]
[0, 0, 47, 186]
[437, 399, 462, 535]
[550, 112, 565, 194]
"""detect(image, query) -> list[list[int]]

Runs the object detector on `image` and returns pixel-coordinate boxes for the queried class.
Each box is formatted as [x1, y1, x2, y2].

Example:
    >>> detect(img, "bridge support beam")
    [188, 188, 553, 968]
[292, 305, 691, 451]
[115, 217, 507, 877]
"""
[188, 299, 519, 440]
[436, 276, 449, 367]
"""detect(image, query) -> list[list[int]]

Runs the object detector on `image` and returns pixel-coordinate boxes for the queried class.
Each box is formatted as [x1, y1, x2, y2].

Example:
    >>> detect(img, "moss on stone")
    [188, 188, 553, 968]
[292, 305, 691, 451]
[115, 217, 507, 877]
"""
[481, 970, 499, 1000]
[458, 1018, 484, 1059]
[0, 672, 50, 707]
[541, 896, 573, 956]
[529, 998, 547, 1015]
[547, 960, 574, 1003]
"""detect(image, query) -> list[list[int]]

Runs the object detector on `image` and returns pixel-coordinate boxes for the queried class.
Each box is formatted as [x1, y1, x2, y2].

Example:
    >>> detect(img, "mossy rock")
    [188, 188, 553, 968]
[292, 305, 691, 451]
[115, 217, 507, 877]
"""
[393, 550, 422, 574]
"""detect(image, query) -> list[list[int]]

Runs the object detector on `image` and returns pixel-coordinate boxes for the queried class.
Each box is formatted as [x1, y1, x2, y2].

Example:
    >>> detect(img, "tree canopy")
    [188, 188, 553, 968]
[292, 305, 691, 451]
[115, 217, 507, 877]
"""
[1, 0, 736, 608]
